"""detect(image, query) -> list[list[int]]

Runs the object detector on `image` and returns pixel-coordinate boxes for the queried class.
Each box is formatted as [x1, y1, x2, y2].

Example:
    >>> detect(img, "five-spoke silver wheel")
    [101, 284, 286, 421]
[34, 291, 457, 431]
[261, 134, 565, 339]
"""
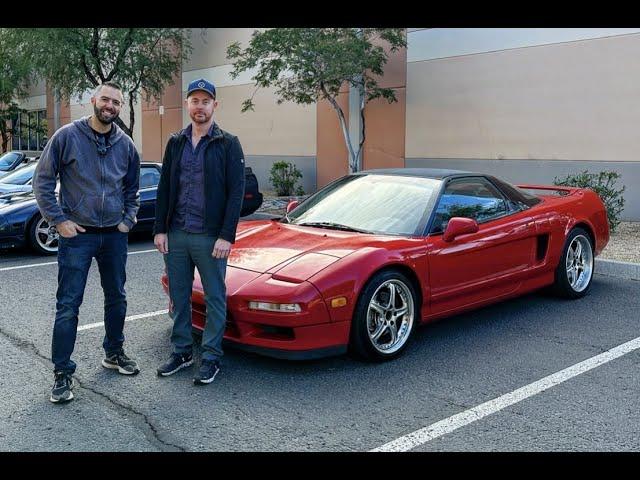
[30, 215, 59, 254]
[367, 280, 415, 354]
[553, 227, 594, 298]
[565, 234, 593, 293]
[352, 270, 418, 361]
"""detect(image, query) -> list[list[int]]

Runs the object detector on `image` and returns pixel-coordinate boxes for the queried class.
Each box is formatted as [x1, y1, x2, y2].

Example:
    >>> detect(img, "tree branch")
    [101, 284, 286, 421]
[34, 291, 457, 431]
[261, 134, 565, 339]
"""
[105, 28, 135, 82]
[90, 28, 106, 82]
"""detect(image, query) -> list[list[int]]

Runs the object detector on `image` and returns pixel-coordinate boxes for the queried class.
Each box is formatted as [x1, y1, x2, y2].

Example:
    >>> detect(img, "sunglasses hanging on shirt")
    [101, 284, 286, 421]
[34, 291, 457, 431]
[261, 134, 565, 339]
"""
[94, 133, 111, 156]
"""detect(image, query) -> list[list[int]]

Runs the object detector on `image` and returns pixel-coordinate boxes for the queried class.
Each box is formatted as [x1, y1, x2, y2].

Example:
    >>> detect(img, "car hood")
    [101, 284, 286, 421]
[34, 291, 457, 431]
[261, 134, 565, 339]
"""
[0, 191, 36, 210]
[0, 184, 32, 194]
[226, 220, 395, 277]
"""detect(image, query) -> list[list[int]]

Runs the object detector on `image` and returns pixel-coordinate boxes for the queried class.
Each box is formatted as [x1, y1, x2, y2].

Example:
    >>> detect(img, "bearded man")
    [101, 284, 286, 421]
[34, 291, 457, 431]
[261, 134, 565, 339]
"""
[33, 82, 141, 403]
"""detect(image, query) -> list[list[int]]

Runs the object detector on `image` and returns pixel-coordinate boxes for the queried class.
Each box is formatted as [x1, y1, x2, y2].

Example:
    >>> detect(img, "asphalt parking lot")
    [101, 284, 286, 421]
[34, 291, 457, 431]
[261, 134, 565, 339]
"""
[1, 226, 639, 452]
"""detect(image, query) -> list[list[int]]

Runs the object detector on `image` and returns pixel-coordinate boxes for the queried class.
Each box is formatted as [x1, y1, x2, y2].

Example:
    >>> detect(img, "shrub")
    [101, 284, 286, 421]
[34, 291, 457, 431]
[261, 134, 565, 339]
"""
[269, 161, 303, 196]
[553, 170, 625, 233]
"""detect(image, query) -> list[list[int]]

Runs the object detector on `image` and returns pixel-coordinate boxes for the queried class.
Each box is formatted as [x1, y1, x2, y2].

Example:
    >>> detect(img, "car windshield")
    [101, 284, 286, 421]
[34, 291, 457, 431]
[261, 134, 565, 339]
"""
[287, 174, 442, 236]
[0, 152, 20, 170]
[0, 163, 36, 185]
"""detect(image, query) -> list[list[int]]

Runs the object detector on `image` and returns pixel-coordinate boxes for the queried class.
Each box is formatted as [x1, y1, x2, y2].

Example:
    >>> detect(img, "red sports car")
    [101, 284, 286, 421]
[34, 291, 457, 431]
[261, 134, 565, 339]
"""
[161, 169, 609, 362]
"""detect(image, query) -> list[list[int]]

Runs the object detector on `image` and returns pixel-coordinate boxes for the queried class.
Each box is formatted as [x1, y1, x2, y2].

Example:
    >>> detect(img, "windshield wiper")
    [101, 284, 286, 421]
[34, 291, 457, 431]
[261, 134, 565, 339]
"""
[296, 221, 374, 234]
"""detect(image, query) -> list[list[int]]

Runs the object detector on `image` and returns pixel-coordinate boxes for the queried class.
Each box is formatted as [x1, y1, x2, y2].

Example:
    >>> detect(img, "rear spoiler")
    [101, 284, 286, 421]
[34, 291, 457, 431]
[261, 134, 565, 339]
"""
[516, 184, 580, 194]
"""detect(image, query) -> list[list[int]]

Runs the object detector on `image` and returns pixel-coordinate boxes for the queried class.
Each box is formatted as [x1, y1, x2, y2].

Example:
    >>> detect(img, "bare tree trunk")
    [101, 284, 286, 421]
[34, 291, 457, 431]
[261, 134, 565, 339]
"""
[321, 83, 357, 173]
[114, 117, 133, 139]
[1, 131, 8, 153]
[128, 93, 135, 141]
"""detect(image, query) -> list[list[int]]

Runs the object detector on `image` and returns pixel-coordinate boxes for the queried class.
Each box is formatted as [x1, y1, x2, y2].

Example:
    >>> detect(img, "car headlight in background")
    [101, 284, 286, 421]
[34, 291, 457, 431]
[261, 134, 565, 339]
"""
[0, 216, 9, 232]
[248, 301, 302, 313]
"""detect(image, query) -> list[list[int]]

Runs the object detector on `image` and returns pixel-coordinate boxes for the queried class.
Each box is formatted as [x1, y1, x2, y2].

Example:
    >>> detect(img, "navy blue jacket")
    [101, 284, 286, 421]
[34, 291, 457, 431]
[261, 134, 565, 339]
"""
[33, 117, 140, 229]
[153, 123, 245, 243]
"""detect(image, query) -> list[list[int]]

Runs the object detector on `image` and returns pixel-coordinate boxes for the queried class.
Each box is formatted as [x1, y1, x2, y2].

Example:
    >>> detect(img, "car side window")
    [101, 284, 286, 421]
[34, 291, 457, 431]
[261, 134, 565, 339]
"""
[139, 167, 161, 189]
[430, 177, 508, 234]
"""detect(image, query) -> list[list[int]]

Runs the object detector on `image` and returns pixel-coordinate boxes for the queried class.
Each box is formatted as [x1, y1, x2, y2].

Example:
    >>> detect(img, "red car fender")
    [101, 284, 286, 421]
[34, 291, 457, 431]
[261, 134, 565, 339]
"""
[306, 242, 429, 324]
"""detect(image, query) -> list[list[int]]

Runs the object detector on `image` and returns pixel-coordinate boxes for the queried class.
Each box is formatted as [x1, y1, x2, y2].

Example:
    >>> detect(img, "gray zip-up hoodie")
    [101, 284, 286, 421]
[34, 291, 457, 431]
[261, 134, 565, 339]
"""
[33, 117, 140, 229]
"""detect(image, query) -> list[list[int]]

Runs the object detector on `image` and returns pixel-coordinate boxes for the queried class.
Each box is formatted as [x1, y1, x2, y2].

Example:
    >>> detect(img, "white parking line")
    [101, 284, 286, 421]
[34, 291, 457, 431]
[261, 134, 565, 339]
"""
[0, 248, 158, 272]
[371, 335, 640, 452]
[77, 309, 169, 331]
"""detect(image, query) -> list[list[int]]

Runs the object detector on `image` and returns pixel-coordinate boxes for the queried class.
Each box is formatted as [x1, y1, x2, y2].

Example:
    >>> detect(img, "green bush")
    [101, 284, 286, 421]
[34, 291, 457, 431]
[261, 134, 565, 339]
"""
[553, 170, 625, 233]
[269, 161, 303, 196]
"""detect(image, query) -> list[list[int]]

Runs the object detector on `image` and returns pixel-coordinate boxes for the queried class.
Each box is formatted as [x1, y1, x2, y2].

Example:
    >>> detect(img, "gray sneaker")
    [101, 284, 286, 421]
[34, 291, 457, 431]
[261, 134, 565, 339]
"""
[102, 351, 140, 375]
[50, 372, 74, 403]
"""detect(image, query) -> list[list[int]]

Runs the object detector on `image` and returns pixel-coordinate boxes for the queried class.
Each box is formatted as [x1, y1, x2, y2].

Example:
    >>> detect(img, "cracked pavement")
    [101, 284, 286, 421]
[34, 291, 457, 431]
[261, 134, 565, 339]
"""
[0, 230, 639, 451]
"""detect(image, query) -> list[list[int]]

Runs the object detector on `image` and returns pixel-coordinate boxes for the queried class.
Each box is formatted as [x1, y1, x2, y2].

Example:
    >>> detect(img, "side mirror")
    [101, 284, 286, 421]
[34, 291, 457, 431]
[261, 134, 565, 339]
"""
[443, 217, 479, 242]
[286, 200, 300, 214]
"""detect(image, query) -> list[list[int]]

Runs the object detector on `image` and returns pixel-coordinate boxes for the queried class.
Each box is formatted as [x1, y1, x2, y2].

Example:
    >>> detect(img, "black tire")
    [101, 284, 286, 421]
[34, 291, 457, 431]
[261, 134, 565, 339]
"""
[28, 214, 59, 256]
[552, 227, 594, 299]
[350, 270, 419, 362]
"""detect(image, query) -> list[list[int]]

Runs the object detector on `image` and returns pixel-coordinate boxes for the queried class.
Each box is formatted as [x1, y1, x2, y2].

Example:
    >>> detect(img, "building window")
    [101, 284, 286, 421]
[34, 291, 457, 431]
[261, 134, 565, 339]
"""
[10, 109, 48, 151]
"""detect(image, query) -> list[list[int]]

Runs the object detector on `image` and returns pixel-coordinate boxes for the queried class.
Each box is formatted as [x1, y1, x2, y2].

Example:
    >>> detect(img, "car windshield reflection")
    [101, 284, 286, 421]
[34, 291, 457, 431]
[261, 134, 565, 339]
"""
[0, 152, 21, 170]
[288, 174, 442, 236]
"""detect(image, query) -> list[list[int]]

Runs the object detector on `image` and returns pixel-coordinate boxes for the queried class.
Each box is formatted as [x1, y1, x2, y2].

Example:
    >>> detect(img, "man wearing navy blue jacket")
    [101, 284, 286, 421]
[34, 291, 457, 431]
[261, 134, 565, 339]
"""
[153, 78, 245, 385]
[34, 82, 141, 403]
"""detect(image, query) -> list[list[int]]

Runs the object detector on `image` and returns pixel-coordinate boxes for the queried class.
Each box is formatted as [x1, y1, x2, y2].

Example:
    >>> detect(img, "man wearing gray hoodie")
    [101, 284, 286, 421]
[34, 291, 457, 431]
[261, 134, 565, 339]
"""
[33, 82, 141, 404]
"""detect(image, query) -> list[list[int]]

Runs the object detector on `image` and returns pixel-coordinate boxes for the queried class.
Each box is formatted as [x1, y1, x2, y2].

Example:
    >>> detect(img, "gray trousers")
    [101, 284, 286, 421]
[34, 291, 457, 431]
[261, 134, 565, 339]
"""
[164, 229, 227, 362]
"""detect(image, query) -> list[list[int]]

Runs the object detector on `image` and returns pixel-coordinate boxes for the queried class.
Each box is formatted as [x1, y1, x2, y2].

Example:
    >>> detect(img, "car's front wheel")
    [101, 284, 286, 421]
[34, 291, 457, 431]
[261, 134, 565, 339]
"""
[552, 227, 594, 298]
[28, 214, 59, 255]
[350, 270, 418, 362]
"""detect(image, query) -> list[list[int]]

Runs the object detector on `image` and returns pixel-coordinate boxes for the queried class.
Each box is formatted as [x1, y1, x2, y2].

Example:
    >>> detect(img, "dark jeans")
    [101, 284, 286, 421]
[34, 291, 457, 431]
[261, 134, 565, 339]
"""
[52, 231, 128, 374]
[164, 229, 227, 363]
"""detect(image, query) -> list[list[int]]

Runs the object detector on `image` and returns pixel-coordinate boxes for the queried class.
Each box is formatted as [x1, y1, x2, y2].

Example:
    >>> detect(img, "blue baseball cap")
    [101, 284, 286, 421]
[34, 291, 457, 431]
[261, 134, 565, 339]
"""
[187, 78, 216, 98]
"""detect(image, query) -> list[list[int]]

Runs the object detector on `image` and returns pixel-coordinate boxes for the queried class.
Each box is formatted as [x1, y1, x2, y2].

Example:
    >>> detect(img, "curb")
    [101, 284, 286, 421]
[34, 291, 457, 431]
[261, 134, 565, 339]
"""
[596, 259, 640, 281]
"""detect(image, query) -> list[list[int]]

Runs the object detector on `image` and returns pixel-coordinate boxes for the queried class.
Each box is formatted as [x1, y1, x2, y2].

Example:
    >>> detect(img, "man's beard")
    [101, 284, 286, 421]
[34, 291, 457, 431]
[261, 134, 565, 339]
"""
[94, 104, 118, 125]
[189, 110, 212, 124]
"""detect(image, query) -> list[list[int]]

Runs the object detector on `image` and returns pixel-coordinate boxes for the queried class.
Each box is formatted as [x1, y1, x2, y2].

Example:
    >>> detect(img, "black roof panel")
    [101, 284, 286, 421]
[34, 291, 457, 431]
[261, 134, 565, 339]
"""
[356, 168, 474, 180]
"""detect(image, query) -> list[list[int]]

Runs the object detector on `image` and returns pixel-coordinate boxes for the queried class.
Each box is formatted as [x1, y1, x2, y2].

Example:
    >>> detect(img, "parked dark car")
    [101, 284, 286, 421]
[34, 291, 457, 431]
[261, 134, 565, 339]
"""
[0, 162, 163, 255]
[0, 151, 37, 179]
[0, 162, 263, 255]
[0, 163, 37, 194]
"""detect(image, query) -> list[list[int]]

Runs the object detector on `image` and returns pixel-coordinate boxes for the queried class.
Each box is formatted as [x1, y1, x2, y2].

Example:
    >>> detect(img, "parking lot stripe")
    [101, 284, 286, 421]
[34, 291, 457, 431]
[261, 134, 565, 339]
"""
[0, 248, 158, 272]
[371, 335, 640, 452]
[0, 261, 58, 272]
[77, 309, 169, 331]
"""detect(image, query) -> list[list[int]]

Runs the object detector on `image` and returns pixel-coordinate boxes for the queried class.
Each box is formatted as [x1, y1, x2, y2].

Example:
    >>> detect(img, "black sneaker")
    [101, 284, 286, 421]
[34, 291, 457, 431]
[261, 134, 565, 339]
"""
[50, 372, 74, 403]
[102, 351, 140, 375]
[157, 352, 193, 377]
[193, 360, 220, 385]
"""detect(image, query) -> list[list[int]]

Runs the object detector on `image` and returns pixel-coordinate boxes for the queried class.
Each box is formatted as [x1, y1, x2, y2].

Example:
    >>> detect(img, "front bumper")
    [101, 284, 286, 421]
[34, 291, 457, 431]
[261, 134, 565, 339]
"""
[161, 272, 352, 360]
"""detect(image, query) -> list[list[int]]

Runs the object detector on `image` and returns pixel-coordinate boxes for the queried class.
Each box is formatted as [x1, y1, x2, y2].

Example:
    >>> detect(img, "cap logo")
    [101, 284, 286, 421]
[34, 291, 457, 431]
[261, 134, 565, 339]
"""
[197, 82, 205, 88]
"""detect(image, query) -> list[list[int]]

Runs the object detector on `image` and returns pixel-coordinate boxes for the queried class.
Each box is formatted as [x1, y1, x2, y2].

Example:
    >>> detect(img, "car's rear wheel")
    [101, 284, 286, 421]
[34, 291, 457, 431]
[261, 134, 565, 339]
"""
[552, 227, 594, 298]
[350, 270, 418, 362]
[28, 214, 59, 255]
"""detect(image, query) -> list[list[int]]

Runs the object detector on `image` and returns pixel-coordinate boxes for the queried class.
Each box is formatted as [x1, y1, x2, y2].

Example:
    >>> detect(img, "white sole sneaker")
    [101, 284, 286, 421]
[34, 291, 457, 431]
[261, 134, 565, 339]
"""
[193, 367, 219, 385]
[101, 359, 140, 375]
[157, 359, 194, 377]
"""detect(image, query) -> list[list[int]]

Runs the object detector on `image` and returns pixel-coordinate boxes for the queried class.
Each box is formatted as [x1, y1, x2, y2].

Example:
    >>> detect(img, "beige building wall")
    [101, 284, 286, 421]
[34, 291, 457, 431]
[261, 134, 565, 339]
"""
[406, 33, 640, 162]
[184, 28, 263, 71]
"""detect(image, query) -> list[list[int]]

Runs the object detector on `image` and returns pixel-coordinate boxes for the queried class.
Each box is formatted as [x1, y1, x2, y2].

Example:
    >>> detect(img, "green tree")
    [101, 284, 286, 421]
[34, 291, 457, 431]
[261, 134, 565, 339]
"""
[227, 28, 407, 173]
[3, 28, 193, 140]
[0, 30, 35, 152]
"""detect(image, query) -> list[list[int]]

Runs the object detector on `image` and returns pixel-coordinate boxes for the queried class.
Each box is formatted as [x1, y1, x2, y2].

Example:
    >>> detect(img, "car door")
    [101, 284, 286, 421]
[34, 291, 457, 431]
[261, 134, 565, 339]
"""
[426, 176, 537, 316]
[135, 165, 161, 229]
